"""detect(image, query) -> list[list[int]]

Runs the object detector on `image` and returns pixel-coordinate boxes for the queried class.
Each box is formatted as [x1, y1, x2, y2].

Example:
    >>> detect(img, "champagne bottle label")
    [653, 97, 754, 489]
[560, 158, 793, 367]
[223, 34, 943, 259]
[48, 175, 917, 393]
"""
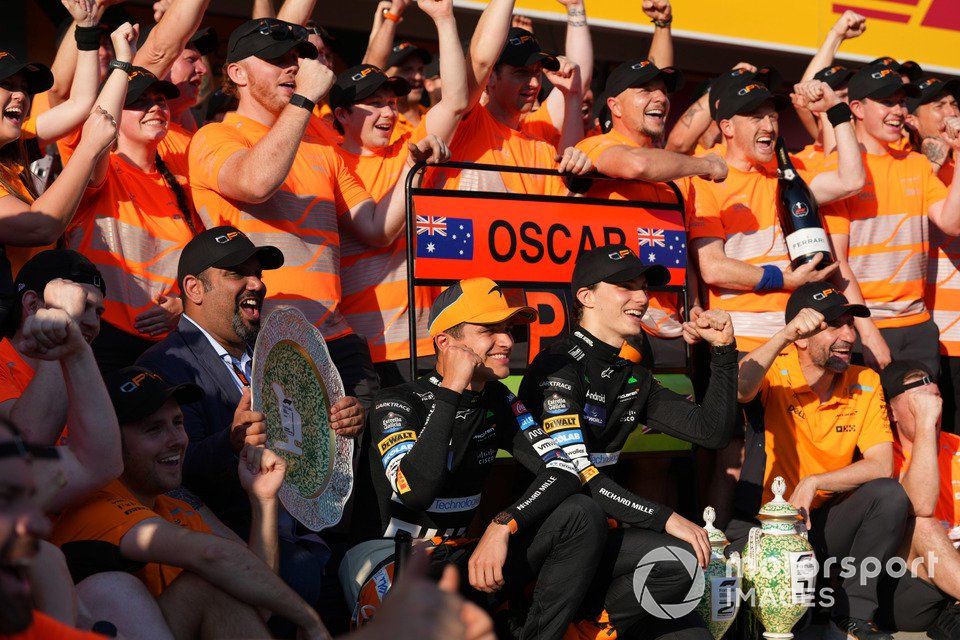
[785, 227, 830, 262]
[710, 576, 740, 621]
[789, 551, 818, 606]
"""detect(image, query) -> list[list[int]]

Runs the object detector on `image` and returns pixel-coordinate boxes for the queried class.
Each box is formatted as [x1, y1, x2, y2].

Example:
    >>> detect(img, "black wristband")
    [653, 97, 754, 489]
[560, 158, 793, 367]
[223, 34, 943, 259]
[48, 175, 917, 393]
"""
[108, 59, 132, 75]
[74, 25, 102, 51]
[289, 93, 315, 112]
[711, 342, 737, 357]
[826, 102, 853, 128]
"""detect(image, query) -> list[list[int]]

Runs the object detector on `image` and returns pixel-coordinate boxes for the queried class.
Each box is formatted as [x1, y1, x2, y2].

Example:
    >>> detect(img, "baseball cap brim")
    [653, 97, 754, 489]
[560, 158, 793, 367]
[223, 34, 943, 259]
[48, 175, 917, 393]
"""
[520, 51, 560, 72]
[357, 75, 411, 104]
[3, 61, 54, 95]
[602, 264, 671, 288]
[820, 302, 870, 323]
[859, 82, 922, 102]
[464, 305, 538, 328]
[125, 78, 181, 107]
[211, 244, 284, 272]
[253, 39, 318, 62]
[190, 27, 218, 56]
[123, 382, 203, 424]
[717, 92, 790, 122]
[388, 46, 432, 69]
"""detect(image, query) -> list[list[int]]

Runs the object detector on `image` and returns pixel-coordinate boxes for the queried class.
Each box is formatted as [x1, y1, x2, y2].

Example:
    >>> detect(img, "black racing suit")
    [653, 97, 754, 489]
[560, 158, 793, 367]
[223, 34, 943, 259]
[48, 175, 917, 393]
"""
[519, 327, 739, 638]
[352, 371, 608, 640]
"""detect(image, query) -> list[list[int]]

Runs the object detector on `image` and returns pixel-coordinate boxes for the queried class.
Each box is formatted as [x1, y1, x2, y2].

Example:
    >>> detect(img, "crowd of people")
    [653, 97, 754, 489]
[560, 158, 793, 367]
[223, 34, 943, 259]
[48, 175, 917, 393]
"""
[2, 0, 960, 638]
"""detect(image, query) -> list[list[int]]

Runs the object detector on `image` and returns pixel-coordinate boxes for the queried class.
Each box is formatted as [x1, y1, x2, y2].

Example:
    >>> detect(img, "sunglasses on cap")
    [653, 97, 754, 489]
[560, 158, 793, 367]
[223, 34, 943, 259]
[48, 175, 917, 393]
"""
[255, 19, 308, 42]
[0, 437, 59, 461]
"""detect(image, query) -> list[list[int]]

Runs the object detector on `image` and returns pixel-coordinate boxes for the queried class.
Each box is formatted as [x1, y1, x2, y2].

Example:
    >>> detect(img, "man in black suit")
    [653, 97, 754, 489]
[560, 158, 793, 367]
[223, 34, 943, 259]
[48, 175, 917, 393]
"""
[137, 226, 365, 628]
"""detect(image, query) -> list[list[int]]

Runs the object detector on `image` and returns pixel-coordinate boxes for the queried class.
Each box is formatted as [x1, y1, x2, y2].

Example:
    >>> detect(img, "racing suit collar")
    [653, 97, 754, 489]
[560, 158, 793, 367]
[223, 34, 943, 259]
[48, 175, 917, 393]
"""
[572, 327, 623, 365]
[425, 370, 484, 406]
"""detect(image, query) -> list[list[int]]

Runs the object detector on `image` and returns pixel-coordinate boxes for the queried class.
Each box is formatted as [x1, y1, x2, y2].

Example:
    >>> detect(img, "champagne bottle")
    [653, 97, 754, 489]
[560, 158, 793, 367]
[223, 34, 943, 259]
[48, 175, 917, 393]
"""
[776, 138, 834, 270]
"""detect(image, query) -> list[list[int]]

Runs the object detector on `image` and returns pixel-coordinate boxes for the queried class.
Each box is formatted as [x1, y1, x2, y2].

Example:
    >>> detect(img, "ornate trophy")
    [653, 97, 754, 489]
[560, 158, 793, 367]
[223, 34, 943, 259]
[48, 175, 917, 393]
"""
[743, 477, 817, 640]
[697, 506, 741, 640]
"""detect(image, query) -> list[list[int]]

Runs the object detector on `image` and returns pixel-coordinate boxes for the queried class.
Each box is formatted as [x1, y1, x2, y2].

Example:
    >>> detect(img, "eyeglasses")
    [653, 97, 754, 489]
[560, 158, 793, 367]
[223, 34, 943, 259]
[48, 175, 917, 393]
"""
[255, 19, 308, 42]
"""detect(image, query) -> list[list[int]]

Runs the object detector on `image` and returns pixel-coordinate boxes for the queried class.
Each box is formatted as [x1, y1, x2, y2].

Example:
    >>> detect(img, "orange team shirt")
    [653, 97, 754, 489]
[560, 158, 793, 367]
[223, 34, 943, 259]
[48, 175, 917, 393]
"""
[2, 611, 107, 639]
[794, 143, 826, 172]
[823, 149, 948, 329]
[390, 103, 429, 144]
[576, 129, 692, 339]
[52, 479, 210, 597]
[755, 346, 893, 508]
[0, 166, 52, 277]
[66, 153, 196, 338]
[926, 159, 960, 355]
[890, 134, 913, 153]
[686, 155, 820, 352]
[894, 431, 960, 531]
[312, 103, 343, 145]
[0, 339, 33, 405]
[336, 122, 437, 363]
[156, 121, 193, 179]
[189, 112, 370, 340]
[520, 104, 561, 148]
[424, 105, 567, 195]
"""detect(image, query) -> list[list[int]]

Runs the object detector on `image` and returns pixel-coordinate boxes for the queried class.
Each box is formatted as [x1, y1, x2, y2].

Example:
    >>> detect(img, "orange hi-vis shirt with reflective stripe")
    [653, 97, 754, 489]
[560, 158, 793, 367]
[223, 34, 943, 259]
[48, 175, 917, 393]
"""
[823, 149, 948, 329]
[894, 431, 960, 531]
[189, 112, 370, 340]
[66, 154, 195, 338]
[686, 156, 819, 351]
[576, 129, 691, 339]
[391, 104, 428, 144]
[757, 346, 893, 508]
[336, 122, 436, 363]
[794, 143, 826, 172]
[424, 105, 567, 196]
[926, 159, 960, 355]
[157, 120, 194, 176]
[0, 165, 50, 277]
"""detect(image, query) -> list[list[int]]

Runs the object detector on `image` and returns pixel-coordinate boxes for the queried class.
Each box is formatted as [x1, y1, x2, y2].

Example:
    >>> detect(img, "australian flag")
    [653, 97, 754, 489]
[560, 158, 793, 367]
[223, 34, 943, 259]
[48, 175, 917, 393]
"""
[637, 227, 687, 269]
[416, 216, 474, 260]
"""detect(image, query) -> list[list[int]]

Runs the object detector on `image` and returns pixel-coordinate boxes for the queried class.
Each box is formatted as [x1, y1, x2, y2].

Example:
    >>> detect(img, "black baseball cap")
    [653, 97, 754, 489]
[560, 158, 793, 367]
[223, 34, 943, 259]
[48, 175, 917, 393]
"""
[226, 18, 318, 63]
[869, 57, 923, 83]
[713, 76, 789, 122]
[124, 67, 180, 107]
[387, 41, 432, 69]
[177, 226, 284, 288]
[784, 283, 869, 325]
[139, 24, 218, 56]
[848, 65, 921, 102]
[496, 28, 559, 71]
[708, 66, 784, 119]
[572, 244, 670, 292]
[814, 64, 855, 90]
[3, 249, 106, 338]
[329, 64, 410, 111]
[880, 359, 935, 401]
[0, 51, 53, 95]
[106, 366, 203, 424]
[593, 59, 683, 129]
[907, 76, 960, 113]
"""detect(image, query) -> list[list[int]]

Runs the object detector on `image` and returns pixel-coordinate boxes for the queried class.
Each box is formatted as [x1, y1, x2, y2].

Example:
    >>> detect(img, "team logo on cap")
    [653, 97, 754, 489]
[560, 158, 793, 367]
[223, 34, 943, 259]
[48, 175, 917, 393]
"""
[120, 371, 163, 393]
[737, 83, 763, 96]
[823, 66, 842, 77]
[631, 60, 651, 70]
[608, 249, 633, 260]
[393, 43, 413, 52]
[871, 69, 897, 80]
[509, 35, 535, 46]
[215, 231, 242, 244]
[812, 288, 837, 301]
[351, 67, 379, 82]
[920, 78, 940, 89]
[792, 202, 809, 217]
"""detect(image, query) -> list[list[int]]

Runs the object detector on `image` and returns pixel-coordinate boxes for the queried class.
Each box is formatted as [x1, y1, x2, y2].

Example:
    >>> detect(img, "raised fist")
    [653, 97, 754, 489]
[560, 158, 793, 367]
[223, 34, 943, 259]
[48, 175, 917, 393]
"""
[831, 10, 866, 40]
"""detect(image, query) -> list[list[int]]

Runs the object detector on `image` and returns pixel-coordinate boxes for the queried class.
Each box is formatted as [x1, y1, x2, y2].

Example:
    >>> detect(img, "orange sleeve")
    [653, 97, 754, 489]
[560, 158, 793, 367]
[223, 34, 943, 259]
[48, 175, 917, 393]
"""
[52, 490, 159, 548]
[55, 127, 83, 167]
[821, 199, 850, 236]
[575, 134, 616, 165]
[685, 180, 725, 240]
[856, 379, 895, 454]
[0, 369, 23, 405]
[332, 150, 373, 215]
[188, 124, 249, 193]
[520, 106, 561, 148]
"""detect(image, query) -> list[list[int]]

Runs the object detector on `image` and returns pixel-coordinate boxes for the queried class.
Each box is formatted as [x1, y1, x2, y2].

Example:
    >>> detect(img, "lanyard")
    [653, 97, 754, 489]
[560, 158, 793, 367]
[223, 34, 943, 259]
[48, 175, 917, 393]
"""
[225, 354, 250, 387]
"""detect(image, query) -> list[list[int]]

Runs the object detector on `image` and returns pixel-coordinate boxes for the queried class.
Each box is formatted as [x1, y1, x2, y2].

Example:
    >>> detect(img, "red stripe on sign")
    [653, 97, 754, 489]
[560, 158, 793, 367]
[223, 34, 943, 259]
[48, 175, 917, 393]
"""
[876, 0, 919, 5]
[922, 0, 960, 31]
[832, 4, 911, 22]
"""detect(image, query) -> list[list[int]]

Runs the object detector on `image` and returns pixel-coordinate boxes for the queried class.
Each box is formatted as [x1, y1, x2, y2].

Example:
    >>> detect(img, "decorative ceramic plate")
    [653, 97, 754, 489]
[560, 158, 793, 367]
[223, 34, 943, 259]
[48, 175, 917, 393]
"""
[251, 306, 354, 531]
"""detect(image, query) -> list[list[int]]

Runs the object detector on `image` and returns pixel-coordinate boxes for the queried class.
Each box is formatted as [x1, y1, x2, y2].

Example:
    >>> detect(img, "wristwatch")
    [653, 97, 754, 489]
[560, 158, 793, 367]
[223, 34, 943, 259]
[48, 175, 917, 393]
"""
[492, 511, 518, 534]
[108, 59, 133, 75]
[289, 93, 316, 113]
[711, 342, 737, 357]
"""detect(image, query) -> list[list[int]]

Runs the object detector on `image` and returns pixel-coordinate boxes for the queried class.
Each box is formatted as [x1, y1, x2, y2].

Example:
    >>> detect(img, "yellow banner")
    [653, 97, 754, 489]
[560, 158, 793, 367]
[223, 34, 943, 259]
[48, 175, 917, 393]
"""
[456, 0, 960, 75]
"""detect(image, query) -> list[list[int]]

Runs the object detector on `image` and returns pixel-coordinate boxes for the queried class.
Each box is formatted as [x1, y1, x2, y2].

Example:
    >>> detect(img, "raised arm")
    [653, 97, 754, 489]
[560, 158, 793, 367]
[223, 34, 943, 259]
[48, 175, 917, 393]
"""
[465, 0, 516, 109]
[798, 82, 866, 204]
[362, 0, 411, 68]
[238, 445, 284, 572]
[252, 0, 276, 19]
[593, 145, 726, 183]
[119, 519, 328, 637]
[419, 0, 468, 143]
[276, 0, 319, 25]
[927, 119, 960, 235]
[897, 393, 942, 517]
[558, 0, 592, 93]
[795, 10, 865, 140]
[216, 58, 333, 203]
[666, 91, 711, 154]
[133, 0, 212, 78]
[737, 309, 826, 402]
[643, 0, 673, 68]
[34, 0, 102, 144]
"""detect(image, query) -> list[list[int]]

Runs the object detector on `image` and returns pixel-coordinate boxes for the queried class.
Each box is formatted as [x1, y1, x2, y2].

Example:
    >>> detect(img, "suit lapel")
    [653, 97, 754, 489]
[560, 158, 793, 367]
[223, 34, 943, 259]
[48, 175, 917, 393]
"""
[177, 317, 244, 406]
